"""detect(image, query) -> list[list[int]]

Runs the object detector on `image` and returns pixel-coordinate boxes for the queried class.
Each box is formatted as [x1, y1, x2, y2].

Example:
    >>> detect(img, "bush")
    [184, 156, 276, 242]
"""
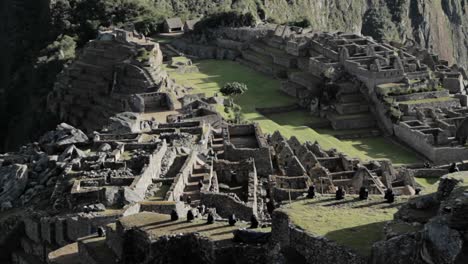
[288, 18, 311, 28]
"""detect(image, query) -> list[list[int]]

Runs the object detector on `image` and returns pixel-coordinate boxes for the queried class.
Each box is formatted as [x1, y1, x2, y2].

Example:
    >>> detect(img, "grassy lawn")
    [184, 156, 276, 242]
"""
[166, 59, 422, 164]
[282, 195, 409, 256]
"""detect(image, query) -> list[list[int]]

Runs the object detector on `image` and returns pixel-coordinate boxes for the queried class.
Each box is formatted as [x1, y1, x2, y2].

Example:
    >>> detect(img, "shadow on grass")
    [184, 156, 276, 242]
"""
[304, 197, 336, 205]
[323, 198, 361, 207]
[325, 221, 388, 257]
[352, 200, 386, 209]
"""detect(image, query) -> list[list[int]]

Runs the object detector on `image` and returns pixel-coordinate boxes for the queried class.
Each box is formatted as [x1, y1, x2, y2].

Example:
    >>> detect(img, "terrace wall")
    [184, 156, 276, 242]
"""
[271, 211, 367, 264]
[200, 192, 255, 221]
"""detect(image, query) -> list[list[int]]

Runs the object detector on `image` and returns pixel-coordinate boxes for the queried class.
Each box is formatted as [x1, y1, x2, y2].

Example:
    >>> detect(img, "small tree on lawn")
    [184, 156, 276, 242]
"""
[220, 82, 248, 106]
[220, 82, 248, 123]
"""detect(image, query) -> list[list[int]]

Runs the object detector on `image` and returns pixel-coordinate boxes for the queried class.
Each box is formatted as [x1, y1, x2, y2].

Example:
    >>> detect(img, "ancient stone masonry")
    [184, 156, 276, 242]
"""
[3, 26, 467, 264]
[268, 131, 416, 196]
[47, 28, 185, 133]
[173, 24, 468, 163]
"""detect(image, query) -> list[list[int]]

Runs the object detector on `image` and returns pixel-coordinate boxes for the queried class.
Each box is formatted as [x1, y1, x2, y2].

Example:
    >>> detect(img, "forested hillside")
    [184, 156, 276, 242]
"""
[1, 0, 467, 151]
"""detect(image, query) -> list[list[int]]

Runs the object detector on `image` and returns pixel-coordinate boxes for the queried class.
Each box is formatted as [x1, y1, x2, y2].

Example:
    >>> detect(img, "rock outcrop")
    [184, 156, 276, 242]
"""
[39, 123, 88, 147]
[0, 164, 28, 204]
[370, 172, 468, 264]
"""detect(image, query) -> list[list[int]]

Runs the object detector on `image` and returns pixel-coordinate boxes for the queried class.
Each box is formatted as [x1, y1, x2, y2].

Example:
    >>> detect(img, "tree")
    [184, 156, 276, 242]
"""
[220, 82, 248, 105]
[220, 82, 247, 124]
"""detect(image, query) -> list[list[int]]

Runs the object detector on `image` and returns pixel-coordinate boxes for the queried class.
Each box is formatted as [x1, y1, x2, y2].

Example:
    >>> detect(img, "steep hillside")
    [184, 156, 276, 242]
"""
[1, 0, 467, 151]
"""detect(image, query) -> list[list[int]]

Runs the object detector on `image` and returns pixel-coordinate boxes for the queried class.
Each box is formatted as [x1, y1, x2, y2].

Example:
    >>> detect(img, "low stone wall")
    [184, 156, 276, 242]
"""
[200, 192, 255, 220]
[271, 211, 367, 264]
[412, 168, 448, 178]
[139, 201, 187, 216]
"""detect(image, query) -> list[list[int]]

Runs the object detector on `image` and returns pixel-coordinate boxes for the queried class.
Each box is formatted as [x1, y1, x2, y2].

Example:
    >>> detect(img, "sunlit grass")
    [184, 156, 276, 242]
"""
[283, 196, 409, 256]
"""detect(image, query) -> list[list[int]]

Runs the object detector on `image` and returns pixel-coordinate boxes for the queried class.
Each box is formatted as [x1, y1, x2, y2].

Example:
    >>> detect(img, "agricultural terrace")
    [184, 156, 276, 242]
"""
[166, 59, 422, 165]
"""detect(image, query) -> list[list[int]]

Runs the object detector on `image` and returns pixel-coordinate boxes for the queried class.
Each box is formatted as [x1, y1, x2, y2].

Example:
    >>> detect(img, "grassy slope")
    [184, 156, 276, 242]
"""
[283, 196, 409, 256]
[167, 59, 422, 164]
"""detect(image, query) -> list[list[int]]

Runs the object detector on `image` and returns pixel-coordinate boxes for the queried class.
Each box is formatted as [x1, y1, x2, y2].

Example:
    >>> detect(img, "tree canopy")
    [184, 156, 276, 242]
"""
[220, 82, 248, 97]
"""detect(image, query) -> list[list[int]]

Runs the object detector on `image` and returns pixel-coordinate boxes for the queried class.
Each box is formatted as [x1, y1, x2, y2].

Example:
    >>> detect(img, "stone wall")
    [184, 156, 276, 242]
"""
[139, 201, 187, 216]
[394, 123, 468, 163]
[200, 192, 255, 220]
[165, 152, 197, 201]
[271, 210, 367, 264]
[123, 141, 167, 204]
[224, 143, 272, 177]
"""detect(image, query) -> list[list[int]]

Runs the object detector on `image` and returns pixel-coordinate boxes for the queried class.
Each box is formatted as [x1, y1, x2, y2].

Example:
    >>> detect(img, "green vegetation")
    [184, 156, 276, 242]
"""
[136, 48, 151, 63]
[283, 196, 409, 256]
[398, 97, 455, 105]
[166, 59, 422, 164]
[376, 82, 444, 97]
[362, 5, 400, 42]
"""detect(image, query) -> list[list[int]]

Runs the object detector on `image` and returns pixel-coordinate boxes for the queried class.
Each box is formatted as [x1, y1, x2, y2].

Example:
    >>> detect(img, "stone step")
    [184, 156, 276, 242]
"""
[335, 102, 370, 115]
[327, 112, 376, 130]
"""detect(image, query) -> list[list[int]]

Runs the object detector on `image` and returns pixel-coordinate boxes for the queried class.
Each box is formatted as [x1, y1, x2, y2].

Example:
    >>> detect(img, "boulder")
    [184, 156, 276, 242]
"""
[58, 145, 86, 162]
[448, 193, 468, 230]
[98, 143, 112, 153]
[436, 175, 462, 201]
[370, 233, 420, 264]
[106, 112, 140, 134]
[420, 217, 464, 264]
[39, 123, 88, 147]
[0, 164, 28, 203]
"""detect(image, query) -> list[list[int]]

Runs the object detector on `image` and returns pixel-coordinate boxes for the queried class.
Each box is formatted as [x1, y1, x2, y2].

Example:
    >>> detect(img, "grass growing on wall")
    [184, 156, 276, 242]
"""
[166, 59, 422, 164]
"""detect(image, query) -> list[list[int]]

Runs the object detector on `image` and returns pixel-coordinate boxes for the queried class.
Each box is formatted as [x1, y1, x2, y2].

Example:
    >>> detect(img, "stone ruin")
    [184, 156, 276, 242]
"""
[1, 27, 467, 264]
[268, 131, 416, 199]
[47, 28, 187, 133]
[172, 23, 468, 163]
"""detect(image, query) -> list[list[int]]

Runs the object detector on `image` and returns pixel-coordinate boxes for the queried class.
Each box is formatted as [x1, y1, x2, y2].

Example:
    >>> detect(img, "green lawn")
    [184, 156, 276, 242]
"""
[283, 196, 409, 256]
[166, 59, 422, 164]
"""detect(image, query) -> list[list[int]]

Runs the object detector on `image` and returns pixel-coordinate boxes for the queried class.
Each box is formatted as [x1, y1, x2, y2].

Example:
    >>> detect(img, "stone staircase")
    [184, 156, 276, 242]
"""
[327, 85, 377, 130]
[182, 163, 210, 206]
[211, 131, 225, 159]
[368, 171, 388, 195]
